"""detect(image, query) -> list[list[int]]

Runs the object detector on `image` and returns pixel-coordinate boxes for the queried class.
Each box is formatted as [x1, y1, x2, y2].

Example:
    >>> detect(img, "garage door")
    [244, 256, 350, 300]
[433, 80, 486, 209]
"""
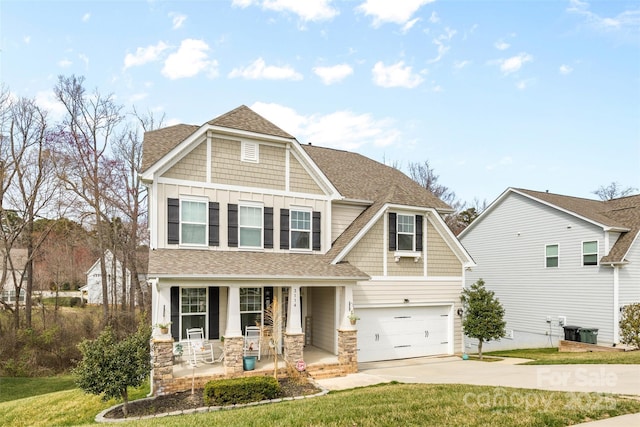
[357, 305, 451, 363]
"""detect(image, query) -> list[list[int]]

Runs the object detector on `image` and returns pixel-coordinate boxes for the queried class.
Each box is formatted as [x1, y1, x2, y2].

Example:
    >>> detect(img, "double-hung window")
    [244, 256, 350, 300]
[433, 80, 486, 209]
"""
[181, 199, 207, 245]
[583, 241, 598, 266]
[240, 287, 262, 332]
[290, 209, 311, 250]
[545, 244, 559, 268]
[397, 214, 415, 251]
[239, 205, 263, 248]
[180, 288, 207, 339]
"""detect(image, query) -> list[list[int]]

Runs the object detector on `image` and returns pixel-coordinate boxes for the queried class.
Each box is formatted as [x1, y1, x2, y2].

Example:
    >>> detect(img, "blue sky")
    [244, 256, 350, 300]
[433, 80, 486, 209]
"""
[2, 0, 639, 206]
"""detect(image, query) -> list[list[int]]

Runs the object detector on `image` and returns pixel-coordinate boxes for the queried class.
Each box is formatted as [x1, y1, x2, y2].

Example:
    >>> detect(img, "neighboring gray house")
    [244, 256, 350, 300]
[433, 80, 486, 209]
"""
[81, 250, 132, 305]
[0, 248, 28, 306]
[459, 188, 640, 351]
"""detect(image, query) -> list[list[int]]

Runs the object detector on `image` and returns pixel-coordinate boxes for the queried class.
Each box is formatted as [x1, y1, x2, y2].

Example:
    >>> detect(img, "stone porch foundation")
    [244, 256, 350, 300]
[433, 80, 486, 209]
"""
[338, 329, 358, 374]
[284, 333, 304, 366]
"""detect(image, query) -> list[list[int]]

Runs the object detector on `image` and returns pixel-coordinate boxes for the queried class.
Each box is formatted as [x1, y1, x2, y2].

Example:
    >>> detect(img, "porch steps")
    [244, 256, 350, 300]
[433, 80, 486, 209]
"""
[306, 363, 347, 380]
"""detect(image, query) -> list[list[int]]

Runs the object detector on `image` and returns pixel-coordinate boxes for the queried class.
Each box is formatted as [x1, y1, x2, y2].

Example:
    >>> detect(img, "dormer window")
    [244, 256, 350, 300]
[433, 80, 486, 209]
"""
[388, 212, 423, 261]
[397, 214, 415, 251]
[241, 141, 259, 163]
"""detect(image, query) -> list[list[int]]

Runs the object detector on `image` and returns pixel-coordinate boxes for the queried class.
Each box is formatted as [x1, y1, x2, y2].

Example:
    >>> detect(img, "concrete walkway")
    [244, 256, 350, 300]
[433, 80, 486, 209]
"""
[316, 356, 640, 426]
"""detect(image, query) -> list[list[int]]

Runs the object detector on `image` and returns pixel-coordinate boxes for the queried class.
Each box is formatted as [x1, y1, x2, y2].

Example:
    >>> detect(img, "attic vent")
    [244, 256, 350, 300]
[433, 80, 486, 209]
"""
[241, 141, 259, 163]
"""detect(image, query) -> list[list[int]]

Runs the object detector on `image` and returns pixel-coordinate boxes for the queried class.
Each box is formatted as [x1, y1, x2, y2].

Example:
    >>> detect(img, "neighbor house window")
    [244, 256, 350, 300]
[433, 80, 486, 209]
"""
[239, 205, 263, 248]
[545, 244, 559, 268]
[583, 241, 598, 266]
[397, 214, 415, 251]
[181, 199, 207, 245]
[290, 209, 311, 250]
[181, 288, 207, 340]
[240, 287, 262, 332]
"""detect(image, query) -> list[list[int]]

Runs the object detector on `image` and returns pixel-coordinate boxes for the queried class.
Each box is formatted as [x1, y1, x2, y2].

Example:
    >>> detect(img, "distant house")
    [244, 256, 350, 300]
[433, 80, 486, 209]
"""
[80, 250, 132, 305]
[459, 188, 640, 351]
[0, 248, 28, 306]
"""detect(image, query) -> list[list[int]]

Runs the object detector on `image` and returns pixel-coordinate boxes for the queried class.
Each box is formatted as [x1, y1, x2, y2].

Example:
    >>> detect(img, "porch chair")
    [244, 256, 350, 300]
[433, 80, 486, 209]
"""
[186, 327, 216, 366]
[243, 326, 261, 361]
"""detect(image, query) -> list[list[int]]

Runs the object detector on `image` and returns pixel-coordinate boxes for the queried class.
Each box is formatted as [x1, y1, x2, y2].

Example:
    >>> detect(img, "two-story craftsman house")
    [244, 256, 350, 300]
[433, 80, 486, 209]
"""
[141, 105, 473, 392]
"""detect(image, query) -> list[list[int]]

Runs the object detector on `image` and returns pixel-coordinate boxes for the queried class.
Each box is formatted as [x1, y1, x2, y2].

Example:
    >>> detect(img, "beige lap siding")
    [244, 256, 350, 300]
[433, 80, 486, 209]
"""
[309, 287, 336, 353]
[289, 154, 324, 194]
[426, 220, 462, 276]
[344, 218, 384, 276]
[163, 140, 207, 181]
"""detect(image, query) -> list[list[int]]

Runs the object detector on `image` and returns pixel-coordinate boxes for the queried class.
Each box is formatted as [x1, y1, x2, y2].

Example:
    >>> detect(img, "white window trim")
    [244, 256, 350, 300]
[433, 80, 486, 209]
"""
[241, 141, 259, 163]
[238, 202, 264, 249]
[290, 206, 312, 252]
[179, 287, 208, 341]
[545, 243, 559, 268]
[179, 196, 208, 247]
[582, 240, 599, 266]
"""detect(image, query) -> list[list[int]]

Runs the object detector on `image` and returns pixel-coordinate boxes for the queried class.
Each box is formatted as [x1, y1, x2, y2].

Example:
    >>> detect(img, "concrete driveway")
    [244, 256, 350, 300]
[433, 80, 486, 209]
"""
[315, 356, 640, 427]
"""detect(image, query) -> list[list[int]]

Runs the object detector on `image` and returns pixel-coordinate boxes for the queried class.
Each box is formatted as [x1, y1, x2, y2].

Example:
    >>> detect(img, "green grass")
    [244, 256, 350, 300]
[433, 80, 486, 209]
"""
[0, 376, 77, 403]
[2, 382, 639, 427]
[486, 348, 640, 365]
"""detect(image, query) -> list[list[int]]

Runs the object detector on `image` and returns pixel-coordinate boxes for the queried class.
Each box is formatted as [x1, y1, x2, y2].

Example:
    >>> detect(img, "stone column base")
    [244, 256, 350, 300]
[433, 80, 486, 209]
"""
[338, 329, 358, 374]
[284, 333, 305, 366]
[223, 336, 244, 376]
[151, 337, 175, 396]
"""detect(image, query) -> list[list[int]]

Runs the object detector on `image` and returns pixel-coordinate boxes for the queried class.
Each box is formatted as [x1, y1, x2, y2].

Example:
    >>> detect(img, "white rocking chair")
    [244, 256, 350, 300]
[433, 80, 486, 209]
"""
[186, 327, 216, 366]
[243, 326, 261, 361]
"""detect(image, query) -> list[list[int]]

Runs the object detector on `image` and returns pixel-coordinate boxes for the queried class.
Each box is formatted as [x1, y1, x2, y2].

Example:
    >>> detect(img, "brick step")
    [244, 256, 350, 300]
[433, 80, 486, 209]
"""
[306, 363, 347, 379]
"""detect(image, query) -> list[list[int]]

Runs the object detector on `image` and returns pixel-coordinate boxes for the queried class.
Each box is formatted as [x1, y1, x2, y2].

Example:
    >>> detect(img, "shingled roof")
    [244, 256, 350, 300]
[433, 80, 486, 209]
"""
[141, 105, 294, 173]
[148, 249, 368, 280]
[514, 188, 640, 264]
[302, 144, 451, 211]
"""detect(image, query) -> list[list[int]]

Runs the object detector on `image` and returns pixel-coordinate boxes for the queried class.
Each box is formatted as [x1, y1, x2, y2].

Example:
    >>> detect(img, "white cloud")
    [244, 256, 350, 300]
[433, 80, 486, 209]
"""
[401, 17, 420, 33]
[499, 52, 533, 75]
[429, 11, 439, 23]
[82, 13, 90, 22]
[494, 39, 510, 50]
[428, 27, 456, 63]
[486, 155, 513, 171]
[516, 78, 535, 90]
[170, 12, 187, 29]
[34, 90, 66, 122]
[124, 42, 170, 69]
[251, 102, 402, 150]
[162, 39, 218, 80]
[356, 0, 435, 28]
[567, 0, 640, 32]
[228, 57, 302, 80]
[24, 36, 31, 44]
[232, 0, 338, 22]
[372, 61, 424, 88]
[453, 60, 471, 70]
[313, 64, 353, 85]
[58, 59, 72, 68]
[78, 53, 89, 69]
[559, 64, 573, 75]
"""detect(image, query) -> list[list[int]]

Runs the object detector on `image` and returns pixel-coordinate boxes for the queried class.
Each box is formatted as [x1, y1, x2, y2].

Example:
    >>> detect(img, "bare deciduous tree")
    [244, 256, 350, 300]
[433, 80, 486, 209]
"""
[592, 182, 638, 201]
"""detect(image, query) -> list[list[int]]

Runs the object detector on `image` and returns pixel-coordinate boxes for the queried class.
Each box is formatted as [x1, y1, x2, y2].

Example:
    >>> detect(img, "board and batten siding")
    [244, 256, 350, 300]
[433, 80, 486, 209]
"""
[460, 192, 617, 348]
[154, 183, 325, 251]
[309, 287, 336, 353]
[353, 279, 463, 353]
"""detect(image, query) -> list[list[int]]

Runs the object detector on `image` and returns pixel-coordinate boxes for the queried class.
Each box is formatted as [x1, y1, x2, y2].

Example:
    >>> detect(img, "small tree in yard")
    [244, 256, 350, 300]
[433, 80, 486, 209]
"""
[74, 322, 151, 417]
[619, 303, 640, 350]
[460, 279, 506, 360]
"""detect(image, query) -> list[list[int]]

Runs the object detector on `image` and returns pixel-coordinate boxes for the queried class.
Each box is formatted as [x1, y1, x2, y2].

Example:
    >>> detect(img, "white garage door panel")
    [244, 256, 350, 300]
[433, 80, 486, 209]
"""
[357, 306, 451, 363]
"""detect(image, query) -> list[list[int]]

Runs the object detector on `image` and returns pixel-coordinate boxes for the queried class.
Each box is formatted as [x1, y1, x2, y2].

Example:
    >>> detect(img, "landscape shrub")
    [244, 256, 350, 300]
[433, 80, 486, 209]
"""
[203, 376, 280, 406]
[620, 303, 640, 349]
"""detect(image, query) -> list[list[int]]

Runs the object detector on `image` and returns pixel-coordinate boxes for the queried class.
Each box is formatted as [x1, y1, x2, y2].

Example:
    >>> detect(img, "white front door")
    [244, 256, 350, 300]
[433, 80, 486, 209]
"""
[357, 305, 451, 363]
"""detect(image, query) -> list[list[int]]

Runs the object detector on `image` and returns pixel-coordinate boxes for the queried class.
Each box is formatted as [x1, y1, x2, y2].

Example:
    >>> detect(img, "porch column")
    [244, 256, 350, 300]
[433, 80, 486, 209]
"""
[223, 285, 243, 375]
[151, 336, 174, 396]
[284, 285, 304, 365]
[339, 284, 356, 330]
[286, 285, 302, 334]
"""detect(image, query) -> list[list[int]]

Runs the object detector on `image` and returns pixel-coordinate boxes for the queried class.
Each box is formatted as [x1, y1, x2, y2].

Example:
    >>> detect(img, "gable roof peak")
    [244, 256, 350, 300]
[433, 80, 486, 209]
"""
[206, 105, 294, 139]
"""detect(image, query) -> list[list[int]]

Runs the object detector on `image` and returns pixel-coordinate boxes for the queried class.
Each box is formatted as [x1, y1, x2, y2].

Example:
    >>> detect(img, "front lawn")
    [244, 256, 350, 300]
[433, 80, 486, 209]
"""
[0, 376, 76, 403]
[2, 381, 639, 427]
[486, 348, 640, 365]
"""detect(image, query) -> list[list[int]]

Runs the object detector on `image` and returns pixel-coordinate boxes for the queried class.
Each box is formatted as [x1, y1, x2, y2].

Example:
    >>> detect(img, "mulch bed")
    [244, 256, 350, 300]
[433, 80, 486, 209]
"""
[104, 377, 321, 419]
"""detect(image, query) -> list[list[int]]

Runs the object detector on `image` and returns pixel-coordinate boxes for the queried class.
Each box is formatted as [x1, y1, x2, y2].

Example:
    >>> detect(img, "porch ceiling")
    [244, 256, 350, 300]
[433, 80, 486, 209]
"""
[148, 249, 369, 281]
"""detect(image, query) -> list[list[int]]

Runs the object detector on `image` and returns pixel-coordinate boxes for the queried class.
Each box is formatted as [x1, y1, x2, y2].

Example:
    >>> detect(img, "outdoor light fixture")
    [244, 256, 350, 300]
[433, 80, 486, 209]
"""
[457, 308, 464, 316]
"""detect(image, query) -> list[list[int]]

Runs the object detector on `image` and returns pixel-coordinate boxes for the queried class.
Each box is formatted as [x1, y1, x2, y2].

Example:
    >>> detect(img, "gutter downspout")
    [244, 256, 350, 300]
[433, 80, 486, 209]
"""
[148, 278, 159, 397]
[612, 265, 620, 344]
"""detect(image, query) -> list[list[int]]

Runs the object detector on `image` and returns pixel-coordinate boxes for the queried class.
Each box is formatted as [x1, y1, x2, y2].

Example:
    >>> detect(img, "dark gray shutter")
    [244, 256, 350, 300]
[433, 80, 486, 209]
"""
[168, 199, 179, 244]
[170, 286, 179, 339]
[228, 204, 238, 247]
[280, 209, 289, 249]
[388, 212, 397, 251]
[209, 202, 219, 246]
[208, 287, 219, 339]
[264, 207, 273, 249]
[312, 211, 321, 251]
[416, 215, 423, 252]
